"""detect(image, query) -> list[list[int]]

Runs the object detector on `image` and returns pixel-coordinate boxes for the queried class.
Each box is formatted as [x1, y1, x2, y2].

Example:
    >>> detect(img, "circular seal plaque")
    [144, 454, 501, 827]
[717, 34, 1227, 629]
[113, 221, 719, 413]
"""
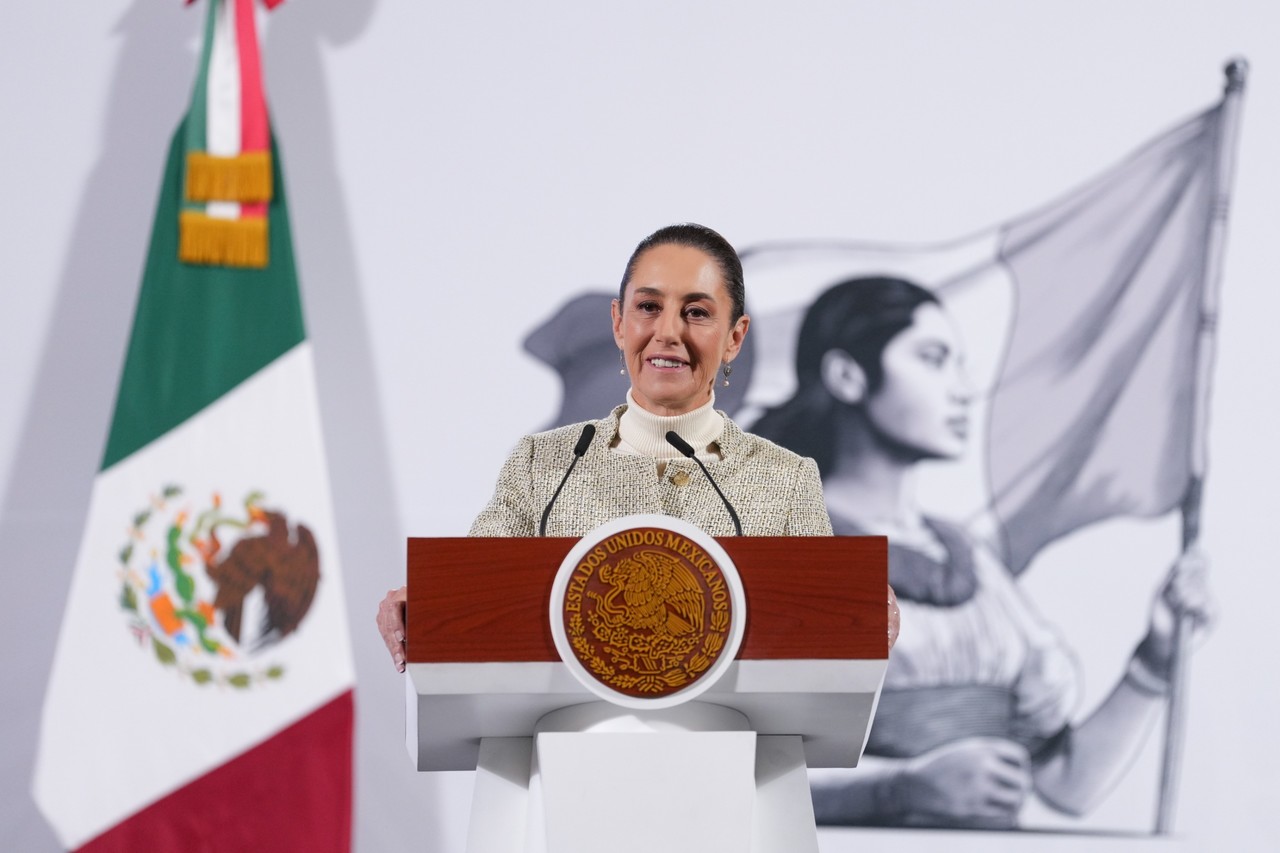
[549, 515, 746, 709]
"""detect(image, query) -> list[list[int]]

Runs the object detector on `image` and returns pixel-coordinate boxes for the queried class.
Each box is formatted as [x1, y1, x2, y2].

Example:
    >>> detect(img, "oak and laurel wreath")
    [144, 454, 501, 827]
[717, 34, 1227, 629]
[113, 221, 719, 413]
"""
[116, 484, 286, 689]
[567, 604, 730, 694]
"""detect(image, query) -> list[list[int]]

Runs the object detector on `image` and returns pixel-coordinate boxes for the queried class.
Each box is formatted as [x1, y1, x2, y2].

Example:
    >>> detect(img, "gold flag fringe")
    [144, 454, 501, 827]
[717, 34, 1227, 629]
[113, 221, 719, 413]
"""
[179, 211, 269, 268]
[185, 152, 273, 203]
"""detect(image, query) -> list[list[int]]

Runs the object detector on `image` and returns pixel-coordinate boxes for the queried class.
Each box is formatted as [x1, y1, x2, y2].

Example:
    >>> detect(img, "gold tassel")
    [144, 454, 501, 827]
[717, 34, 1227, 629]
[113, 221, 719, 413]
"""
[185, 152, 273, 203]
[179, 211, 269, 268]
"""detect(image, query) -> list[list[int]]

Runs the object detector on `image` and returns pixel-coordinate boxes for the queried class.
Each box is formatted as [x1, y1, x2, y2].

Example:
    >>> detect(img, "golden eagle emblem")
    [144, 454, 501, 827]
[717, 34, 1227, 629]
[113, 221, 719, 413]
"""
[115, 485, 320, 688]
[564, 527, 732, 698]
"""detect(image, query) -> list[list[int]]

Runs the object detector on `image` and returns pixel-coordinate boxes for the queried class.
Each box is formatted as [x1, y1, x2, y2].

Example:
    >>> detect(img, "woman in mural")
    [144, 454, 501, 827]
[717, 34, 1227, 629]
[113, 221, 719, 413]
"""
[752, 277, 1212, 828]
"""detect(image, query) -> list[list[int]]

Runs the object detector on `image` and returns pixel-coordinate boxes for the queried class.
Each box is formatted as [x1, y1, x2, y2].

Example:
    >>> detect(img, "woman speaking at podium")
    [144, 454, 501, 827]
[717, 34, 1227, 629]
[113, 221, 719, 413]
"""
[376, 222, 900, 670]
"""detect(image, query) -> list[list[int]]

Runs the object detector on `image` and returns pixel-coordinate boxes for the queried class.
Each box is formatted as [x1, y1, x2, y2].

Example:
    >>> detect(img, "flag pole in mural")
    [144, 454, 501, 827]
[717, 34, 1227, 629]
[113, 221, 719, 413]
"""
[969, 60, 1247, 833]
[33, 1, 355, 851]
[1157, 57, 1248, 835]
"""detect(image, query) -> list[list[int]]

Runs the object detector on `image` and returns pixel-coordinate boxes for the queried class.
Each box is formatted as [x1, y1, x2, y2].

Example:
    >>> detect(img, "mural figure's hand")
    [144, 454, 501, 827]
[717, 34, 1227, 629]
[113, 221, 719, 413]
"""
[377, 585, 408, 672]
[1133, 547, 1214, 683]
[895, 737, 1032, 827]
[887, 583, 901, 650]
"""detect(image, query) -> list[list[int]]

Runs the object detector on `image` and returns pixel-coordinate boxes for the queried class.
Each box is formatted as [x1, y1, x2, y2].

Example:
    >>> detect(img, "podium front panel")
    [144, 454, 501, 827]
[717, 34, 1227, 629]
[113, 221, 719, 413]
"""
[405, 535, 888, 771]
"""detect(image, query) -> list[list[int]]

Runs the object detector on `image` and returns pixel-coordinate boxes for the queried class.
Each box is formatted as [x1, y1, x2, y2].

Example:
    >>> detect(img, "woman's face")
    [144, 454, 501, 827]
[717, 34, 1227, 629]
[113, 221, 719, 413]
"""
[862, 302, 972, 460]
[612, 243, 748, 416]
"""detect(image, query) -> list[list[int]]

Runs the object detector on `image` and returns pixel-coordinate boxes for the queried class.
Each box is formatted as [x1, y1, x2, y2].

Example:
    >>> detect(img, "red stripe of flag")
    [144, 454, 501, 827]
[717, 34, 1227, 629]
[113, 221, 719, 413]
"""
[77, 691, 353, 853]
[236, 0, 269, 219]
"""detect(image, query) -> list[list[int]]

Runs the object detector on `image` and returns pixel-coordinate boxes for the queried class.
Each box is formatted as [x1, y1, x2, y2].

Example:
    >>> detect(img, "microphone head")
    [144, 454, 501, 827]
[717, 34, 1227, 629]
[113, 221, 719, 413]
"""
[665, 430, 695, 458]
[573, 424, 597, 457]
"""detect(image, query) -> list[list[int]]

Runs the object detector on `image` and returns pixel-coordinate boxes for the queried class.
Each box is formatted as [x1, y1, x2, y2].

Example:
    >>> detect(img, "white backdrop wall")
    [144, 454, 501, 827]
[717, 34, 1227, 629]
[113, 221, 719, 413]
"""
[3, 2, 1278, 852]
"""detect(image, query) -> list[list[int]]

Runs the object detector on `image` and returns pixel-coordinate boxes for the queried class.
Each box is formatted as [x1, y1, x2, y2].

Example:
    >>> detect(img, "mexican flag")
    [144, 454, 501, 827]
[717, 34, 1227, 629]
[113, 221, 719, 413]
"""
[33, 1, 355, 850]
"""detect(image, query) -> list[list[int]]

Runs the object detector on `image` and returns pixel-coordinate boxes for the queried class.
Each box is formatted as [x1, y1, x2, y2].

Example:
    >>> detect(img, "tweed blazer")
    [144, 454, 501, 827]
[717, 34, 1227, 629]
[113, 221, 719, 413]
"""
[469, 404, 834, 538]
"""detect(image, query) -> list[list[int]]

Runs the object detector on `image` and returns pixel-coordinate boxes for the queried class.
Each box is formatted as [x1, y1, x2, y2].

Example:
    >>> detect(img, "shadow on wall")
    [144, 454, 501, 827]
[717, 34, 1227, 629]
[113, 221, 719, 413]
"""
[263, 4, 452, 853]
[0, 4, 198, 850]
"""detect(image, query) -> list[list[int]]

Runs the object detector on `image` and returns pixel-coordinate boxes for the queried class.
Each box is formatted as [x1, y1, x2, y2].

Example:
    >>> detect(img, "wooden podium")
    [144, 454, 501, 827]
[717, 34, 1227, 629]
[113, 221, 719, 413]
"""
[405, 531, 887, 853]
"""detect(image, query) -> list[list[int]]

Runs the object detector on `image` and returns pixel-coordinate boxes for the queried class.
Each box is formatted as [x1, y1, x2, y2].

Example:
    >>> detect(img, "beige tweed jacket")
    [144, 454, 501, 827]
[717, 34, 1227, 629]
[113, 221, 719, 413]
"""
[469, 404, 834, 538]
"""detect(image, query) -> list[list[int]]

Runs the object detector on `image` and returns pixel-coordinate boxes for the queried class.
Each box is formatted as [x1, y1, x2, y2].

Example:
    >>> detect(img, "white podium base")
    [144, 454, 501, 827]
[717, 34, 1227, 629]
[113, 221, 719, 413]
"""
[464, 703, 818, 853]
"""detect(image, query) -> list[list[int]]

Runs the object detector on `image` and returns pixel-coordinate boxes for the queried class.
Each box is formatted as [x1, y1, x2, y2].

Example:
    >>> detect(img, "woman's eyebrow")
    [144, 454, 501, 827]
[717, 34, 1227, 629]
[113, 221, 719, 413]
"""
[631, 286, 718, 303]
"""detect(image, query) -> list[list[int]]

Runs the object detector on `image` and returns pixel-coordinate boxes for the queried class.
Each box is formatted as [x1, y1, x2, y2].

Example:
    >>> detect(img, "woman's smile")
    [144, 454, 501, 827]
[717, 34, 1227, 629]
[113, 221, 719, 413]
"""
[612, 243, 749, 417]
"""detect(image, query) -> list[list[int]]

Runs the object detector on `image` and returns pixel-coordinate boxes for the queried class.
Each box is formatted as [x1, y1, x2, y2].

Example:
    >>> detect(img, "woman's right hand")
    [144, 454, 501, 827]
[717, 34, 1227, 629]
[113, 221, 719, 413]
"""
[895, 737, 1033, 827]
[377, 586, 408, 672]
[1133, 546, 1214, 682]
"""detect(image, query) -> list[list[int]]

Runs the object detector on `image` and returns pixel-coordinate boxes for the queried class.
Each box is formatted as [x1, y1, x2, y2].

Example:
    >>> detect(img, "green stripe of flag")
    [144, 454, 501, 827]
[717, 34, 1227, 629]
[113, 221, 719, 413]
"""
[102, 116, 305, 471]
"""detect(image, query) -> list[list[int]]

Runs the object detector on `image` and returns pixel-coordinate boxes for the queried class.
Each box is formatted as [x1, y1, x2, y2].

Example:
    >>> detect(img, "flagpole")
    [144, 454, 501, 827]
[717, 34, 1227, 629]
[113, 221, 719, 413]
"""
[1155, 57, 1248, 835]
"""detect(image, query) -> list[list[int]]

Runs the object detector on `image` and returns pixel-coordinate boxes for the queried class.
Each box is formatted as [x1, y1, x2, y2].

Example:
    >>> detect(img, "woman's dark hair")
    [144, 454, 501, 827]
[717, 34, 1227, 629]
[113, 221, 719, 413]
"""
[752, 276, 938, 475]
[619, 223, 746, 323]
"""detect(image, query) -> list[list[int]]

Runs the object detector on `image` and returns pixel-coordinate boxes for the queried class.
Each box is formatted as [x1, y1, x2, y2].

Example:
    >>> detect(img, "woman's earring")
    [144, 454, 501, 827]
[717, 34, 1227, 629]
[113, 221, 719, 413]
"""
[619, 350, 626, 376]
[721, 363, 733, 387]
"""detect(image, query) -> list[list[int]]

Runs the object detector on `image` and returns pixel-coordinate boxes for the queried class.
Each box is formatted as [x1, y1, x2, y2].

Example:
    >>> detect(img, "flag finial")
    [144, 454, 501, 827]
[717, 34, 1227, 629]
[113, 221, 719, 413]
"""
[1224, 57, 1249, 93]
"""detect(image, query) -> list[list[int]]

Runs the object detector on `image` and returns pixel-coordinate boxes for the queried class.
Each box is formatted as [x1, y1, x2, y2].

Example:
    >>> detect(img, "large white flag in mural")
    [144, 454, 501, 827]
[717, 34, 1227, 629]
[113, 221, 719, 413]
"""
[738, 100, 1225, 573]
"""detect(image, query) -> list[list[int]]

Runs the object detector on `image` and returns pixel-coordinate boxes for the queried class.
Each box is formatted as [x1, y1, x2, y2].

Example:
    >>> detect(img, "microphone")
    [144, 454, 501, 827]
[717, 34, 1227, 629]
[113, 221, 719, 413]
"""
[539, 424, 596, 536]
[665, 430, 743, 536]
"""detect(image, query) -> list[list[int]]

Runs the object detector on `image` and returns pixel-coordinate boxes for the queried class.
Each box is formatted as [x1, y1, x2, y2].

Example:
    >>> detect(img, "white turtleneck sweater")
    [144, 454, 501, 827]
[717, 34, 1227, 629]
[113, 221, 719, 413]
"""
[613, 389, 724, 475]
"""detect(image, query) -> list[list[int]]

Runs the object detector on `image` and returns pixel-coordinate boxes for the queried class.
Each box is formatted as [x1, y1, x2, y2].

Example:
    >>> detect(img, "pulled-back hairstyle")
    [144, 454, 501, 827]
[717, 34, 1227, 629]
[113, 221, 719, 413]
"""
[618, 223, 746, 323]
[752, 277, 938, 475]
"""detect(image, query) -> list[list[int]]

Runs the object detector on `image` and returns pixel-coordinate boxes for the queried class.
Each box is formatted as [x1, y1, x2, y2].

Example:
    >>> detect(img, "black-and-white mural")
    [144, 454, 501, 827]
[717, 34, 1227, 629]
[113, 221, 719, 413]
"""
[522, 75, 1237, 832]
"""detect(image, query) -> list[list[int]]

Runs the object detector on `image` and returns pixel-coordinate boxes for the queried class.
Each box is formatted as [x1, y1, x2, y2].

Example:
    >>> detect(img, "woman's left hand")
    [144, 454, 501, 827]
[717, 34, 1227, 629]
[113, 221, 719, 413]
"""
[887, 583, 901, 650]
[1134, 547, 1214, 680]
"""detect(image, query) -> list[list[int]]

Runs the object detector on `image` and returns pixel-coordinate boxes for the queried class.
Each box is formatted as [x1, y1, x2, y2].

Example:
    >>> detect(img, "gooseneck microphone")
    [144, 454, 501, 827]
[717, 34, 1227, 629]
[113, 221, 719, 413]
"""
[665, 430, 743, 536]
[539, 424, 597, 536]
